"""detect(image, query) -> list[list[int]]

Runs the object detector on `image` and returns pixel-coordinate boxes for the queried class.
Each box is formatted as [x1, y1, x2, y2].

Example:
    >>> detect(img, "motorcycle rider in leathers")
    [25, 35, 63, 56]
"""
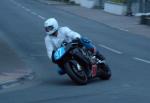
[44, 18, 104, 75]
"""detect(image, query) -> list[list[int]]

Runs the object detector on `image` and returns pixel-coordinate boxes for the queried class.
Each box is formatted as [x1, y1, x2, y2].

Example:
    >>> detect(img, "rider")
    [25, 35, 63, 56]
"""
[44, 18, 82, 75]
[44, 18, 104, 75]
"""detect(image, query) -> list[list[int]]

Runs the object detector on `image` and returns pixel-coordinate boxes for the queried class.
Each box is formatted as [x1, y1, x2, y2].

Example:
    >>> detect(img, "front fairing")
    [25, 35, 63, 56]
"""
[54, 43, 73, 62]
[54, 47, 66, 61]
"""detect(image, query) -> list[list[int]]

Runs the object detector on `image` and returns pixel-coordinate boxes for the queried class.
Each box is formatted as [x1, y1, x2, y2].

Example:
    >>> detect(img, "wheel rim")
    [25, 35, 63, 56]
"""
[71, 64, 86, 78]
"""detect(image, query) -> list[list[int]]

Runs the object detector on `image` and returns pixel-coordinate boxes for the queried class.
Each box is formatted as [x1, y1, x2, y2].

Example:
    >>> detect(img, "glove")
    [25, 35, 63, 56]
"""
[72, 38, 81, 45]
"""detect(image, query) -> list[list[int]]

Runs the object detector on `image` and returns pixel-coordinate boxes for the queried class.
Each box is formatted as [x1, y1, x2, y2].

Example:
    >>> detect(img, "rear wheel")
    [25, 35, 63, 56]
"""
[99, 64, 111, 80]
[95, 51, 111, 80]
[64, 60, 88, 85]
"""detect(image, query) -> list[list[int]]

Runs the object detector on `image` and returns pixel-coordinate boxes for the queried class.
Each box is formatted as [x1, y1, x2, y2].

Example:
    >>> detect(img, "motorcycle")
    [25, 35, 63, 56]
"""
[53, 37, 111, 85]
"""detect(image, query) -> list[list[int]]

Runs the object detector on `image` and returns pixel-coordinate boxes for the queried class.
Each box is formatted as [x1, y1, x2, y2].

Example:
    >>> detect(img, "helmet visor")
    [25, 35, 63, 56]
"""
[45, 26, 54, 32]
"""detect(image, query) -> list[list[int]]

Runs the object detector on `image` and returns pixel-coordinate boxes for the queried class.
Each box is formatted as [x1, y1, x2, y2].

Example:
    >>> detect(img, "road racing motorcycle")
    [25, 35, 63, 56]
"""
[53, 38, 111, 85]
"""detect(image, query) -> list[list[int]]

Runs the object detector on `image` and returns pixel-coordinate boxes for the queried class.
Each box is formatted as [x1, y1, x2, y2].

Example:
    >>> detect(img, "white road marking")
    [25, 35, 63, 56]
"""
[25, 8, 31, 12]
[38, 15, 45, 20]
[10, 0, 46, 21]
[21, 6, 25, 9]
[99, 44, 123, 54]
[47, 2, 51, 5]
[31, 11, 37, 16]
[118, 28, 129, 32]
[133, 57, 150, 64]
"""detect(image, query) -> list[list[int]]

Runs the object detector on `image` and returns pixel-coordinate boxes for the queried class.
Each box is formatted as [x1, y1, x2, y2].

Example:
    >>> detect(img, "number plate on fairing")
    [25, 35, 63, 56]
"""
[54, 47, 66, 60]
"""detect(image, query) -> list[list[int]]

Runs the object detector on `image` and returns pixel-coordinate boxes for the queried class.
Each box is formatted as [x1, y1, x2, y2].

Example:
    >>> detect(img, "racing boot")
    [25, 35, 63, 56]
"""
[57, 68, 66, 75]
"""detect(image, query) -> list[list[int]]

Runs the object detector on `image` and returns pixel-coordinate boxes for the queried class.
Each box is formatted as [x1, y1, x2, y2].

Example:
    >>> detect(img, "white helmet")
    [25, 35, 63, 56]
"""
[44, 18, 58, 35]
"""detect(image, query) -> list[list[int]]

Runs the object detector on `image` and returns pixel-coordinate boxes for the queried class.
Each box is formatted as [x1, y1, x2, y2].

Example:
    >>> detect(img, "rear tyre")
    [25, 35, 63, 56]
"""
[95, 51, 111, 80]
[99, 64, 111, 80]
[64, 60, 88, 85]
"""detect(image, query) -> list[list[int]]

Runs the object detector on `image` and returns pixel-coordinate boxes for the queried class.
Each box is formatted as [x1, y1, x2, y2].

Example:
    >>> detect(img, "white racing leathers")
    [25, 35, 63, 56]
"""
[45, 27, 81, 61]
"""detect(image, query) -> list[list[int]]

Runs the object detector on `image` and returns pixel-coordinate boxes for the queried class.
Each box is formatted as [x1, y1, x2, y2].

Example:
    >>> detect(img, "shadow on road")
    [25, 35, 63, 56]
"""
[44, 77, 110, 86]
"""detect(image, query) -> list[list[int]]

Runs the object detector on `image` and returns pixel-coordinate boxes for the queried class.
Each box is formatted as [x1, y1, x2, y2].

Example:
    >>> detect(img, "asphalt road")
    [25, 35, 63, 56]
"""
[0, 0, 150, 103]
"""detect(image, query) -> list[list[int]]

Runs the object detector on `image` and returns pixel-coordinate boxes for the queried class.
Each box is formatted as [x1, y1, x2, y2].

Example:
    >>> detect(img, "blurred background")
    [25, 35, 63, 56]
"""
[54, 0, 150, 25]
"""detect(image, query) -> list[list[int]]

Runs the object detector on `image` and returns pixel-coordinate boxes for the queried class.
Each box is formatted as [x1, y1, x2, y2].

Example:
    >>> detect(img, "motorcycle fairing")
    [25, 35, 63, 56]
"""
[54, 47, 66, 61]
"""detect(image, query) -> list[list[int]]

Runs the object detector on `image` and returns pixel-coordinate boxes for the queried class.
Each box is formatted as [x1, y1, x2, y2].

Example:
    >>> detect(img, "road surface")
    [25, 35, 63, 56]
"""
[0, 0, 150, 103]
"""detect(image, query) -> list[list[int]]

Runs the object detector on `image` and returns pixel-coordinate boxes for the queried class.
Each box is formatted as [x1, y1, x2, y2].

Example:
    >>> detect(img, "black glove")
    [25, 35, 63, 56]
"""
[72, 38, 81, 44]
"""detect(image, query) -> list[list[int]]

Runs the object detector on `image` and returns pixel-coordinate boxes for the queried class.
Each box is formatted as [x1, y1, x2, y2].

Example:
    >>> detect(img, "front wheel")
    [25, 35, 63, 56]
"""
[64, 60, 88, 85]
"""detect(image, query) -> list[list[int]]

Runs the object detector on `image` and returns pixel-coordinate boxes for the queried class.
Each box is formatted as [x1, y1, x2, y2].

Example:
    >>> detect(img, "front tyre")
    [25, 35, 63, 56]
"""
[64, 60, 88, 85]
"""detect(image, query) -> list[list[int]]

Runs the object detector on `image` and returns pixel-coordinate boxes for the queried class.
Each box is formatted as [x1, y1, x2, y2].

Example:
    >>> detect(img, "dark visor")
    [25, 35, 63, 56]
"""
[45, 26, 54, 32]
